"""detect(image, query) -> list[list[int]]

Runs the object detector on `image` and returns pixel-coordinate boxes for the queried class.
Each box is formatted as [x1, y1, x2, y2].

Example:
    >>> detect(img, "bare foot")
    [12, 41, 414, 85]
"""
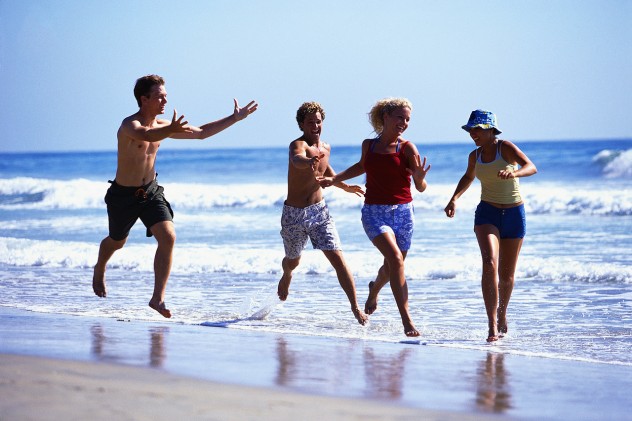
[498, 319, 508, 336]
[404, 321, 420, 337]
[277, 273, 291, 301]
[364, 281, 379, 315]
[487, 327, 499, 342]
[352, 307, 369, 326]
[148, 301, 172, 318]
[92, 266, 107, 297]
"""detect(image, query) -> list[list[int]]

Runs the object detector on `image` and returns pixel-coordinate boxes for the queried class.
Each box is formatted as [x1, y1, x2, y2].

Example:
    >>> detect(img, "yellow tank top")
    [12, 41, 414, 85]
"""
[475, 141, 522, 204]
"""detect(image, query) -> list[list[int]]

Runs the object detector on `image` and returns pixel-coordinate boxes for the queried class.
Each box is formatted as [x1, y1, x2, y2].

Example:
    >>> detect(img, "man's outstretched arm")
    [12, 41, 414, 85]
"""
[171, 99, 258, 140]
[119, 110, 192, 143]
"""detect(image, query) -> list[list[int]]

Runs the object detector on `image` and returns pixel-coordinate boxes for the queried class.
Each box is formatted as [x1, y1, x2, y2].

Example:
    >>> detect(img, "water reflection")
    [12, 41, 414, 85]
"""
[475, 352, 512, 413]
[90, 323, 169, 368]
[89, 324, 119, 363]
[274, 337, 296, 386]
[274, 335, 410, 400]
[87, 322, 514, 413]
[363, 346, 411, 399]
[149, 327, 168, 368]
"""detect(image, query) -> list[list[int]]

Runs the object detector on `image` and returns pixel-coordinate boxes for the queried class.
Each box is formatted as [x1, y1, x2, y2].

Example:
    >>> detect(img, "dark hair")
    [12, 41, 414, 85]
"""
[295, 101, 325, 128]
[133, 75, 165, 107]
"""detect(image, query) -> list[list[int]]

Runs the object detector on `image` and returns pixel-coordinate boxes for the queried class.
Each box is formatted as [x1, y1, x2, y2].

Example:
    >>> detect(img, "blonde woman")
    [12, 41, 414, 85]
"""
[319, 98, 430, 337]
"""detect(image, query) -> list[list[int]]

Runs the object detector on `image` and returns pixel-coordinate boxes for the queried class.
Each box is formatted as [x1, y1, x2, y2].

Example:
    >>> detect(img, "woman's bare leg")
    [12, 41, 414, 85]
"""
[475, 224, 501, 342]
[365, 251, 408, 315]
[497, 238, 523, 334]
[371, 233, 418, 337]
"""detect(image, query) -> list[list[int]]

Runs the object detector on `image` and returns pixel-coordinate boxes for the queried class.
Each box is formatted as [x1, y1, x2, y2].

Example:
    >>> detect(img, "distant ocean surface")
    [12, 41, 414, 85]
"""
[1, 139, 631, 366]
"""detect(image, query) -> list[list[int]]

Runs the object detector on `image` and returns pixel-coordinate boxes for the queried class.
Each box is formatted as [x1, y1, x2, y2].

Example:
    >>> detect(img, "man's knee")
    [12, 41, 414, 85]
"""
[105, 236, 127, 250]
[159, 232, 176, 248]
[283, 256, 300, 271]
[323, 249, 348, 269]
[151, 221, 176, 247]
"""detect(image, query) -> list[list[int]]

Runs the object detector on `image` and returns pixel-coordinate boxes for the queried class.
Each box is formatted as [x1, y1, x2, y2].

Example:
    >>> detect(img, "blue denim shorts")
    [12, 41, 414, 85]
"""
[474, 201, 526, 239]
[361, 202, 414, 251]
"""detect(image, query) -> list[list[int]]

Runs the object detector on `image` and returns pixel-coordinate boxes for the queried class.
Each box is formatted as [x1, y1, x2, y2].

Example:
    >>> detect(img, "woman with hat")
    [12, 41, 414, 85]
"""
[444, 110, 537, 342]
[318, 98, 431, 337]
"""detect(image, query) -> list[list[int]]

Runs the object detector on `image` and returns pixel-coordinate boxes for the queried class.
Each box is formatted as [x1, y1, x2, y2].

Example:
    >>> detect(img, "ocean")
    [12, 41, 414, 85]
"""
[1, 139, 631, 367]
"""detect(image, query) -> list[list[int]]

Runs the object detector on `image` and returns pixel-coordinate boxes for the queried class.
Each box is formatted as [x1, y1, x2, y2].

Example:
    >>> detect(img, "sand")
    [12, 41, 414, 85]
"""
[2, 307, 630, 420]
[0, 353, 500, 421]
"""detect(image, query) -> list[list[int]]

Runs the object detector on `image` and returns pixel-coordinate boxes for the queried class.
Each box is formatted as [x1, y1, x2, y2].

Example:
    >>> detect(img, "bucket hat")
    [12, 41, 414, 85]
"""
[461, 109, 502, 134]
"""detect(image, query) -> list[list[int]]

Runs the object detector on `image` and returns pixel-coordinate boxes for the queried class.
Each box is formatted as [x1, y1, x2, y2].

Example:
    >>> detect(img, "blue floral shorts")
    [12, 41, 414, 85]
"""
[361, 202, 415, 251]
[280, 200, 342, 259]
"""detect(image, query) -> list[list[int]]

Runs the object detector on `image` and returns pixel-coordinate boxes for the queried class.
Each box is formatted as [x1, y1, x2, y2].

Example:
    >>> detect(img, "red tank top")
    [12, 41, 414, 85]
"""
[364, 139, 412, 205]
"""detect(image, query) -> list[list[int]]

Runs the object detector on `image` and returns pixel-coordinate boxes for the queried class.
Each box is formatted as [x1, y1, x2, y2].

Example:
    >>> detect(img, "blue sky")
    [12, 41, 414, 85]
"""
[1, 0, 630, 152]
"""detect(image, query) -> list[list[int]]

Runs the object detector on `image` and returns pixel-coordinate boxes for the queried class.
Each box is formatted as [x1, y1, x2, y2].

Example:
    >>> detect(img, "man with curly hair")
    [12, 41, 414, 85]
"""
[278, 101, 368, 325]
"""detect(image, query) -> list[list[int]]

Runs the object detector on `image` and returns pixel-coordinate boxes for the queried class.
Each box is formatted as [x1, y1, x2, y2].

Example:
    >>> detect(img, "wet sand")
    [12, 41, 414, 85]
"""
[0, 353, 496, 421]
[1, 307, 630, 420]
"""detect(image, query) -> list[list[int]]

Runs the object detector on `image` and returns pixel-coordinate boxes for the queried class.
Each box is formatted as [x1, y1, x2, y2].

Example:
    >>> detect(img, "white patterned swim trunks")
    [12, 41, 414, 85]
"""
[280, 200, 342, 259]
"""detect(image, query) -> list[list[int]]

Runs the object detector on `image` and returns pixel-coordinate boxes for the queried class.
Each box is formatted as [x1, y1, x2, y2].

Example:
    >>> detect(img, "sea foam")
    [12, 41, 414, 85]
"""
[1, 177, 631, 215]
[1, 236, 629, 284]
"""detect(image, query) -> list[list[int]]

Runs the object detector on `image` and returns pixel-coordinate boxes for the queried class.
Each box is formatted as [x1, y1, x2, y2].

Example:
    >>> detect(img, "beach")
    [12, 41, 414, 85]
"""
[2, 0, 631, 417]
[1, 141, 631, 419]
[1, 307, 631, 420]
[1, 355, 446, 421]
[0, 309, 499, 421]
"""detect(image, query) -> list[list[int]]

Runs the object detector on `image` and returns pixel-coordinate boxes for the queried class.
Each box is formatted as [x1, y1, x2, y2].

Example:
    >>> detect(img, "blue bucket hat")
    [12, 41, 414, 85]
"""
[461, 109, 502, 134]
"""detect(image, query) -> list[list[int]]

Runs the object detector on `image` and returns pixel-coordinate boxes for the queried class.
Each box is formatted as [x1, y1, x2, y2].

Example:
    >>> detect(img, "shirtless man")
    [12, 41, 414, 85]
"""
[92, 74, 257, 318]
[278, 101, 368, 325]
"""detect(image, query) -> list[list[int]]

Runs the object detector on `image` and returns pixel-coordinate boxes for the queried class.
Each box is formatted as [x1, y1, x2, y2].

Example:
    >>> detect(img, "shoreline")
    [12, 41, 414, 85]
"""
[1, 307, 631, 420]
[0, 353, 494, 421]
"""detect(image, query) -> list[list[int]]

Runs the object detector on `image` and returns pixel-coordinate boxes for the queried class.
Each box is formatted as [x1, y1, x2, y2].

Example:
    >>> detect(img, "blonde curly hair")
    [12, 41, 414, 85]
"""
[368, 98, 413, 134]
[296, 102, 325, 129]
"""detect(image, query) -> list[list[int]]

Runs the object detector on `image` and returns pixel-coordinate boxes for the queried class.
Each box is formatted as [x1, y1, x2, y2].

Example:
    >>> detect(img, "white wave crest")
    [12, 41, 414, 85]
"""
[1, 237, 629, 284]
[593, 148, 632, 178]
[1, 177, 631, 216]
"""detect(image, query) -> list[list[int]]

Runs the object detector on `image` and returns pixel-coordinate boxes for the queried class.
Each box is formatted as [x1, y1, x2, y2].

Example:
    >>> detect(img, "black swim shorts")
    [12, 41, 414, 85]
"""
[104, 179, 174, 241]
